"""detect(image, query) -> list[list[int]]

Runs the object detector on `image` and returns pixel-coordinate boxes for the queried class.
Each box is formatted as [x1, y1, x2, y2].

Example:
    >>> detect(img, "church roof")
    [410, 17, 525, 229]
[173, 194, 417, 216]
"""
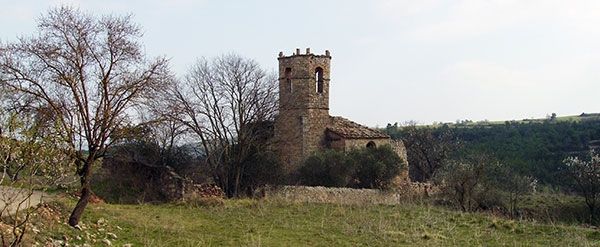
[327, 116, 389, 139]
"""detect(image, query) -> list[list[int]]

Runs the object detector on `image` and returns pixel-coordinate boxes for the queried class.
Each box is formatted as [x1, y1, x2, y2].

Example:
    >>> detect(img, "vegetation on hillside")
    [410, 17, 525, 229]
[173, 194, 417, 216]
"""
[383, 117, 600, 187]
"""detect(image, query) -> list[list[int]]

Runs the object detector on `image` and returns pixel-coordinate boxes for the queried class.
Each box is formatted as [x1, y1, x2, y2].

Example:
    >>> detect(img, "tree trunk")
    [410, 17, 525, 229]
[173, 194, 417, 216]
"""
[589, 204, 596, 225]
[69, 161, 91, 227]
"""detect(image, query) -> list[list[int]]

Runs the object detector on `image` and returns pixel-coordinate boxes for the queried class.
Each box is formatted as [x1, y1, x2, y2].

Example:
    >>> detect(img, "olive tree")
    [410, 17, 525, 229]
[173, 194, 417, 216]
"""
[0, 6, 169, 227]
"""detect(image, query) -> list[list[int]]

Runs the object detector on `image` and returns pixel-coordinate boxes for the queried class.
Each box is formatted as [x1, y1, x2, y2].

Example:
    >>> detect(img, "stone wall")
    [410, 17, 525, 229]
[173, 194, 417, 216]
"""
[301, 109, 330, 157]
[274, 108, 331, 174]
[278, 51, 331, 110]
[326, 131, 345, 152]
[344, 138, 389, 152]
[273, 109, 304, 174]
[275, 50, 333, 173]
[265, 184, 437, 205]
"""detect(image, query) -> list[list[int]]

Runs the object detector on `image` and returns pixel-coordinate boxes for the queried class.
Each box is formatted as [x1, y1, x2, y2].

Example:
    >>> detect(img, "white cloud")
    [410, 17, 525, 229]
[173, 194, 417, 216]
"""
[0, 1, 38, 22]
[436, 55, 600, 121]
[374, 0, 600, 41]
[374, 0, 442, 19]
[443, 55, 597, 91]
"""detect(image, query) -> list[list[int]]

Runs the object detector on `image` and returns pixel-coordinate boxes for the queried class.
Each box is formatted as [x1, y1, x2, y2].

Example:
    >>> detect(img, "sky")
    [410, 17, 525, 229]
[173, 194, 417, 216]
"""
[1, 0, 599, 127]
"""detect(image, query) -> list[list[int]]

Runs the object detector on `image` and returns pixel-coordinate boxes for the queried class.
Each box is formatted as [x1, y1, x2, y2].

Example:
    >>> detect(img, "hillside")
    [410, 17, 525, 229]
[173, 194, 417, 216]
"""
[383, 113, 600, 186]
[17, 197, 600, 246]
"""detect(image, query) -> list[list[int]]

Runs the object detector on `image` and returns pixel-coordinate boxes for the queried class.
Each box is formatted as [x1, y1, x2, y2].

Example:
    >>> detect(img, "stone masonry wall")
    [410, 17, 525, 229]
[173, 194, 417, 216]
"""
[265, 184, 437, 205]
[301, 109, 330, 158]
[274, 109, 303, 174]
[275, 50, 332, 173]
[278, 52, 331, 110]
[344, 138, 389, 152]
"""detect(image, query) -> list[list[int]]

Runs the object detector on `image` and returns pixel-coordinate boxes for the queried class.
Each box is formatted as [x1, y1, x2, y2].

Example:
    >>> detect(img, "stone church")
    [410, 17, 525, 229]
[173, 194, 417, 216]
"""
[274, 48, 408, 179]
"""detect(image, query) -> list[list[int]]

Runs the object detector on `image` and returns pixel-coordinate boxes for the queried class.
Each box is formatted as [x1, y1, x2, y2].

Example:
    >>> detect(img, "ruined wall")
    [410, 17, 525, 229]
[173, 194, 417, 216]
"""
[265, 184, 437, 205]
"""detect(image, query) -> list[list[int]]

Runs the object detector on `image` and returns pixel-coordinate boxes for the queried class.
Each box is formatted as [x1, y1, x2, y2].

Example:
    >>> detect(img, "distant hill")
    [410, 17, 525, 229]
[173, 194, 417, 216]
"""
[421, 113, 600, 128]
[382, 113, 600, 187]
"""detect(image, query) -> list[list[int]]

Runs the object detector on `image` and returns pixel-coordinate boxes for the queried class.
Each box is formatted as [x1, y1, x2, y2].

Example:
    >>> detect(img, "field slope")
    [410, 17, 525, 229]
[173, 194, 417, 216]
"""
[28, 198, 600, 247]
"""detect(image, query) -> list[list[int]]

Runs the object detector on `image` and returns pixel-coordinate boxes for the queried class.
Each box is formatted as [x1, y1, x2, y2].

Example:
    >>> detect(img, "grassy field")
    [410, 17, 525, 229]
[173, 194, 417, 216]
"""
[19, 196, 600, 246]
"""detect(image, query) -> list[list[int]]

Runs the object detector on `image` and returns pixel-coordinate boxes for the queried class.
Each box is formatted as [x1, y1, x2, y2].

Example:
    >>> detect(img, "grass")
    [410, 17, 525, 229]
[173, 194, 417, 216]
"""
[21, 197, 600, 246]
[520, 192, 592, 225]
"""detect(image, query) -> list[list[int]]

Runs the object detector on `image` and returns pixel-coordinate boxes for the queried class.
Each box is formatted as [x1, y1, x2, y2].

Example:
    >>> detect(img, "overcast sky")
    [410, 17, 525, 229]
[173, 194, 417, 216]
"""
[1, 0, 599, 126]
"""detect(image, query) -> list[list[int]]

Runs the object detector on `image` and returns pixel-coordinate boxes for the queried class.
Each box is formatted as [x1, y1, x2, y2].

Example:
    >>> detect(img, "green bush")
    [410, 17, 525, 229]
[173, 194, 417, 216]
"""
[299, 149, 356, 187]
[298, 145, 406, 189]
[349, 145, 406, 189]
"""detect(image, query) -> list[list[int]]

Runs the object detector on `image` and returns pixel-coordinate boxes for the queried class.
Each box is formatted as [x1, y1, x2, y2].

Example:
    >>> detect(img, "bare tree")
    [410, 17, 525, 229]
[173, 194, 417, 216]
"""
[164, 54, 278, 198]
[400, 123, 460, 182]
[435, 160, 488, 212]
[564, 150, 600, 224]
[0, 6, 169, 227]
[497, 167, 537, 217]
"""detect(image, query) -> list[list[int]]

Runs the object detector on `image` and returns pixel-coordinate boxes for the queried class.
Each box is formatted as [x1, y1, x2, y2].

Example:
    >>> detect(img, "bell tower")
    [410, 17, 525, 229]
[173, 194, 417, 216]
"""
[274, 48, 332, 173]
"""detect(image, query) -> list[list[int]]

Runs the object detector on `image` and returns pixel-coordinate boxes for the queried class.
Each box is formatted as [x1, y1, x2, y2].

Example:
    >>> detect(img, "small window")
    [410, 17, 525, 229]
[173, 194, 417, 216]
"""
[285, 68, 293, 93]
[315, 67, 323, 93]
[366, 141, 376, 148]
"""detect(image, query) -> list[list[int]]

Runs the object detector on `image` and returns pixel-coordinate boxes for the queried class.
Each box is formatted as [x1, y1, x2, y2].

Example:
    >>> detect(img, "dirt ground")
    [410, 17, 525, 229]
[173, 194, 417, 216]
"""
[0, 186, 46, 215]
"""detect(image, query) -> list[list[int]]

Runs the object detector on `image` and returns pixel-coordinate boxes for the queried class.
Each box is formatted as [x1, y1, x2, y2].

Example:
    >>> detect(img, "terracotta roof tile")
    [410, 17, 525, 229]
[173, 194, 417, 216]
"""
[327, 116, 389, 139]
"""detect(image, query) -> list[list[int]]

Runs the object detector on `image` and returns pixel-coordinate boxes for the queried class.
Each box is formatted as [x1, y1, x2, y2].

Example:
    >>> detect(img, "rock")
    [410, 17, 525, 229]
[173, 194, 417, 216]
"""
[32, 227, 40, 234]
[83, 244, 92, 247]
[74, 225, 82, 230]
[102, 238, 112, 246]
[116, 226, 122, 230]
[97, 218, 106, 225]
[62, 235, 69, 241]
[98, 228, 105, 232]
[75, 235, 82, 241]
[107, 232, 118, 239]
[123, 244, 133, 247]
